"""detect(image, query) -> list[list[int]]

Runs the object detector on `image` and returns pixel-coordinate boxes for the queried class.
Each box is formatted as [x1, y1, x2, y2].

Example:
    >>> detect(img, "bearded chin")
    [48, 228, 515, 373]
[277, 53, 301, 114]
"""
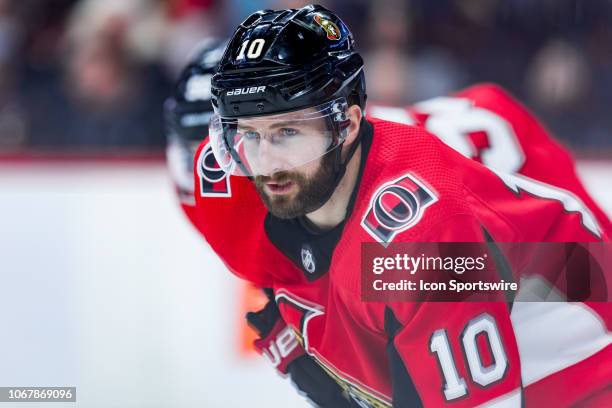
[254, 153, 337, 219]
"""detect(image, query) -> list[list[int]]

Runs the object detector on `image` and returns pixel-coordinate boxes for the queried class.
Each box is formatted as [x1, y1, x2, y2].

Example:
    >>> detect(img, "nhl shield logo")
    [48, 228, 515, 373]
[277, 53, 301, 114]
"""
[300, 244, 316, 274]
[361, 173, 438, 243]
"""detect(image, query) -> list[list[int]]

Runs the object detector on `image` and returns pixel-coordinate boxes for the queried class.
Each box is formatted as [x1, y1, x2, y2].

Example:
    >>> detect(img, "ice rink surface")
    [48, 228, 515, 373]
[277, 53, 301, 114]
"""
[0, 159, 609, 408]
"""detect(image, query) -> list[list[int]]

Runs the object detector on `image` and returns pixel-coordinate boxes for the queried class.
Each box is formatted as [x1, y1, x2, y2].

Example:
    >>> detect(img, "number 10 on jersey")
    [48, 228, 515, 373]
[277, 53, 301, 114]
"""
[429, 313, 509, 401]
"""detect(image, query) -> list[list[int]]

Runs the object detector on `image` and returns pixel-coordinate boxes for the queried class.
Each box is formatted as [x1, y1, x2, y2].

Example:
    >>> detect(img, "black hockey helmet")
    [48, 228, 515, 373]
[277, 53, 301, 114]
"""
[211, 4, 365, 118]
[209, 4, 366, 178]
[164, 38, 227, 203]
[165, 38, 227, 144]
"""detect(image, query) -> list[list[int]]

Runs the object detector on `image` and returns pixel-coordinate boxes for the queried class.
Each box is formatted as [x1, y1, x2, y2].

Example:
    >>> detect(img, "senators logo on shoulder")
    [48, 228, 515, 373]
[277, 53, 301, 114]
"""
[361, 173, 438, 244]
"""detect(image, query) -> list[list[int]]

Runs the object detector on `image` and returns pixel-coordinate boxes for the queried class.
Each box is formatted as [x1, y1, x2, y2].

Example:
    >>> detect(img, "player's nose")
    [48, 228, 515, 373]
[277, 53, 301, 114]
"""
[256, 138, 287, 175]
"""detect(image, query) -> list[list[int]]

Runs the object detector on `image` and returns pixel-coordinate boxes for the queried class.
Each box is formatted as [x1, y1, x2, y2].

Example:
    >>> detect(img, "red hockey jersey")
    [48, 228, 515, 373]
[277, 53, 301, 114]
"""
[182, 84, 610, 285]
[263, 118, 610, 407]
[182, 84, 611, 407]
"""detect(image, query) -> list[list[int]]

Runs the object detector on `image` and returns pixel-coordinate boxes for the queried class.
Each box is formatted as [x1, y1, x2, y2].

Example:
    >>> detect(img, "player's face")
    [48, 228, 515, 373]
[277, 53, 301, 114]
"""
[253, 150, 337, 219]
[238, 113, 336, 219]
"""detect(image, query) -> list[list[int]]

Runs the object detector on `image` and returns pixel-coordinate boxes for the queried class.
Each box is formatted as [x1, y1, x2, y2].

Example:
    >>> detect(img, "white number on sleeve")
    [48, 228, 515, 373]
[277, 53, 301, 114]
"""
[369, 106, 415, 125]
[490, 168, 602, 238]
[430, 313, 508, 401]
[462, 314, 509, 387]
[430, 329, 468, 400]
[415, 97, 525, 174]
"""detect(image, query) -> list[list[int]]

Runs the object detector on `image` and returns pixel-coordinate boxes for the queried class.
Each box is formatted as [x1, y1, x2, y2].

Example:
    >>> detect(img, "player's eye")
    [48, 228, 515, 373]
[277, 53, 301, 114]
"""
[242, 130, 260, 141]
[271, 128, 299, 144]
[280, 128, 298, 137]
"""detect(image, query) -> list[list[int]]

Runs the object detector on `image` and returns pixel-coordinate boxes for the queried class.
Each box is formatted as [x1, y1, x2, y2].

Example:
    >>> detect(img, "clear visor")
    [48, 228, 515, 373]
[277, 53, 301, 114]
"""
[209, 98, 349, 177]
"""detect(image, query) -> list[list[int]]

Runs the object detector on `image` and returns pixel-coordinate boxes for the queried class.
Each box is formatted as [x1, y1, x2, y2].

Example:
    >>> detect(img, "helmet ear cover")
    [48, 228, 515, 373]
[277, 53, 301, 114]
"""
[346, 71, 367, 113]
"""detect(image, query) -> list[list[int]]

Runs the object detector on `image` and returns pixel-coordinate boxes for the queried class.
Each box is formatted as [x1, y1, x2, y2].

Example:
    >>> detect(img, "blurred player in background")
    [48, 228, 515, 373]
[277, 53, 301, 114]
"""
[166, 5, 611, 406]
[165, 37, 226, 220]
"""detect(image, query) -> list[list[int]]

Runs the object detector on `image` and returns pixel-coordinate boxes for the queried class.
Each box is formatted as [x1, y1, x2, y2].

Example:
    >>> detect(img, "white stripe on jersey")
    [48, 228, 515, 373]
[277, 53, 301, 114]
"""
[511, 298, 612, 386]
[476, 388, 522, 408]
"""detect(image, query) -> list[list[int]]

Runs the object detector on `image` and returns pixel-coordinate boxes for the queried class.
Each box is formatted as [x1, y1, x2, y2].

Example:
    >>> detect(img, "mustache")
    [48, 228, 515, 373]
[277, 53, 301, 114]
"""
[255, 171, 299, 184]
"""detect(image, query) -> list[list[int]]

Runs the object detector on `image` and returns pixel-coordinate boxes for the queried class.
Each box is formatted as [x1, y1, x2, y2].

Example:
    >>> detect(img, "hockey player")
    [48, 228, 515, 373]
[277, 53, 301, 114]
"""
[202, 5, 611, 407]
[167, 6, 611, 405]
[165, 38, 227, 228]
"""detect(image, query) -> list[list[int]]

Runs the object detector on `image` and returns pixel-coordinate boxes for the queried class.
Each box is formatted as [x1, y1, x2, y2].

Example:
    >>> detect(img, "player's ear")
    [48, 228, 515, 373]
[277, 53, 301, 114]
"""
[344, 104, 363, 146]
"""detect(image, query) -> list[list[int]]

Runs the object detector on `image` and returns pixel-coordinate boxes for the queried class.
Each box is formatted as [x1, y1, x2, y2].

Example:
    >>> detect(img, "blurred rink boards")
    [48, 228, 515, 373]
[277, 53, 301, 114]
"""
[0, 159, 309, 408]
[0, 158, 610, 408]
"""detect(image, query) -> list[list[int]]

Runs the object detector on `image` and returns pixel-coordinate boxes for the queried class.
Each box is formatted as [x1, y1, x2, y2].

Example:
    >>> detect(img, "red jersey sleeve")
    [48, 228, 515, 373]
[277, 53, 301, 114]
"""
[385, 214, 523, 407]
[454, 83, 612, 235]
[406, 83, 610, 236]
